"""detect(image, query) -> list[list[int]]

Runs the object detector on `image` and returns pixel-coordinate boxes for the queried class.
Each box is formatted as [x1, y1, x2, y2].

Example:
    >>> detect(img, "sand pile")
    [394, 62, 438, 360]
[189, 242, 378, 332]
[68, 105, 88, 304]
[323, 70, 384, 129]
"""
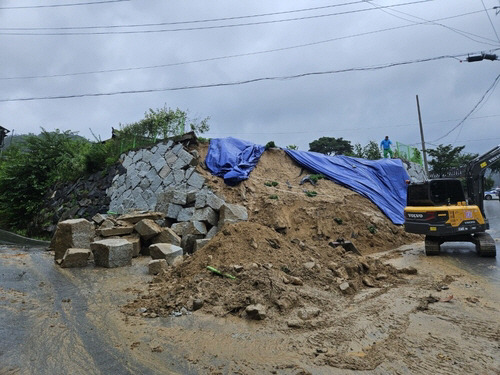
[124, 145, 420, 321]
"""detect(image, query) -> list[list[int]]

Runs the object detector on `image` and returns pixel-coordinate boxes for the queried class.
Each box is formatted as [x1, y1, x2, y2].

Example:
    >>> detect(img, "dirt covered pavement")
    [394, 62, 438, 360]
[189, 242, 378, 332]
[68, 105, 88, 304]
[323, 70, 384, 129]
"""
[1, 147, 499, 374]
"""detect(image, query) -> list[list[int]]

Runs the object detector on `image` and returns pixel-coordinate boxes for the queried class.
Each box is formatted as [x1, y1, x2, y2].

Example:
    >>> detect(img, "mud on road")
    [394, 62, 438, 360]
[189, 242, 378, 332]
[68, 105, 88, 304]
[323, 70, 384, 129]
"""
[1, 241, 499, 375]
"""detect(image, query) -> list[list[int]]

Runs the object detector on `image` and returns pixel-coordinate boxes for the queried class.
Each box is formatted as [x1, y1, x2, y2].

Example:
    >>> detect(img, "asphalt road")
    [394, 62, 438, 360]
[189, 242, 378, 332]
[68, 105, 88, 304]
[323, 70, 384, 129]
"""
[438, 200, 500, 284]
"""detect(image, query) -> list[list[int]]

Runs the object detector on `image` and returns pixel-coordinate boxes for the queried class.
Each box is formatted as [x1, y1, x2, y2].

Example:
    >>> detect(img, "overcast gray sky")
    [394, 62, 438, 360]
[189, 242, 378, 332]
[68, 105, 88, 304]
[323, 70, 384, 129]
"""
[1, 0, 499, 156]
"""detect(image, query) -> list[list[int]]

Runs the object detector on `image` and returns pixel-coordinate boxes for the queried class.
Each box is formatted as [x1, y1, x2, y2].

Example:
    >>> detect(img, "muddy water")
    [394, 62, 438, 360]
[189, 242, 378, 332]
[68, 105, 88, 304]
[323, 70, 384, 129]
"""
[0, 246, 307, 375]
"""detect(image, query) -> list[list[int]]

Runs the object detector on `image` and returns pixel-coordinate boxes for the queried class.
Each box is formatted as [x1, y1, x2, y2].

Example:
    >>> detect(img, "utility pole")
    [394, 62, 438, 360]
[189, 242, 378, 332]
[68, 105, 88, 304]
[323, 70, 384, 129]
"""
[415, 95, 429, 176]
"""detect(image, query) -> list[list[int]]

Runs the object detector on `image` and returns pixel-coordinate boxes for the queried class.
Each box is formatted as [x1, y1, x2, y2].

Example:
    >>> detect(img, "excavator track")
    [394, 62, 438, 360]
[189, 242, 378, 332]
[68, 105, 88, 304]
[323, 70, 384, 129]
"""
[424, 236, 441, 256]
[474, 232, 496, 257]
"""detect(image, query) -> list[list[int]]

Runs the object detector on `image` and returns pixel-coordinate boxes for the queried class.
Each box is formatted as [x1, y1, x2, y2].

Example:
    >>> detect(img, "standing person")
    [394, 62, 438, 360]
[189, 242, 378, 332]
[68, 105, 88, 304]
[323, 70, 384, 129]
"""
[380, 136, 393, 158]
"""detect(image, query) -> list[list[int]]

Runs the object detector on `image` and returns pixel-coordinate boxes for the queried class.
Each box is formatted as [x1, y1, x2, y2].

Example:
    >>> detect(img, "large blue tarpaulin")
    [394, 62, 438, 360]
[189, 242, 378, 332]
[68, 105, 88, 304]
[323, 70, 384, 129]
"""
[285, 149, 409, 224]
[205, 137, 266, 186]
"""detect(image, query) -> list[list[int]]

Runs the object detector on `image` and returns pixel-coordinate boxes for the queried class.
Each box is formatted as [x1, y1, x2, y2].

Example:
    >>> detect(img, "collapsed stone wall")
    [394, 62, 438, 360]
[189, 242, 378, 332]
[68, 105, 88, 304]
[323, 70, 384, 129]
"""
[34, 164, 124, 236]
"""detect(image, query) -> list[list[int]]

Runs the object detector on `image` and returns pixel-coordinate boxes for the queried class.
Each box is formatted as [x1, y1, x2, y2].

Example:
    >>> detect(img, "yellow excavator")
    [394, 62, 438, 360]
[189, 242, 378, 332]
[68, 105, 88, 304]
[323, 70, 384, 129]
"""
[404, 144, 499, 257]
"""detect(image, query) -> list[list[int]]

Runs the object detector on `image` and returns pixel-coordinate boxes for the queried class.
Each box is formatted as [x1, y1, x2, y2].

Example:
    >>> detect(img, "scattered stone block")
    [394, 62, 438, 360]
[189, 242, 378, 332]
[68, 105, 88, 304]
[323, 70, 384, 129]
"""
[149, 243, 183, 265]
[194, 238, 211, 252]
[120, 234, 141, 257]
[193, 207, 218, 226]
[151, 228, 181, 247]
[205, 226, 218, 239]
[98, 224, 134, 237]
[91, 238, 133, 268]
[148, 259, 168, 275]
[219, 203, 248, 226]
[60, 248, 91, 268]
[51, 218, 95, 262]
[134, 219, 162, 240]
[118, 211, 164, 224]
[92, 213, 107, 225]
[181, 234, 205, 254]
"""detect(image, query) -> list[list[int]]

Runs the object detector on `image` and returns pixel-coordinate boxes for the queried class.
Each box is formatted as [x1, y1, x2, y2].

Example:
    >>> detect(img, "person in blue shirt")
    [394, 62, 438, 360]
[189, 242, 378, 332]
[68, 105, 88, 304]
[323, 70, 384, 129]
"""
[380, 136, 393, 158]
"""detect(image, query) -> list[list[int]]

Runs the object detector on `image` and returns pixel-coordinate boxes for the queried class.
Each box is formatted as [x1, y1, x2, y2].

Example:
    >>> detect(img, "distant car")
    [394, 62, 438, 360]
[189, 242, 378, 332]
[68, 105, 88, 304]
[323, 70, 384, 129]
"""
[484, 189, 499, 200]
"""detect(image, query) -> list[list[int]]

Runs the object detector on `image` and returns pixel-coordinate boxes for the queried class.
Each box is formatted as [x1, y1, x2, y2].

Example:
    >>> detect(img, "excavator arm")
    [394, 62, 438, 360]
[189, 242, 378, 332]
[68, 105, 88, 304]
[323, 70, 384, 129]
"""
[465, 144, 500, 217]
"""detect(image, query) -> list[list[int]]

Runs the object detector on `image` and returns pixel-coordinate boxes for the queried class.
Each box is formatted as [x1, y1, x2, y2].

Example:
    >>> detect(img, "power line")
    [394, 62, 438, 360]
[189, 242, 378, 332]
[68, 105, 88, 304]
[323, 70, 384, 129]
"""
[481, 0, 500, 43]
[0, 0, 434, 35]
[1, 11, 491, 81]
[0, 1, 367, 30]
[0, 0, 130, 10]
[431, 72, 500, 143]
[365, 0, 500, 47]
[0, 53, 477, 102]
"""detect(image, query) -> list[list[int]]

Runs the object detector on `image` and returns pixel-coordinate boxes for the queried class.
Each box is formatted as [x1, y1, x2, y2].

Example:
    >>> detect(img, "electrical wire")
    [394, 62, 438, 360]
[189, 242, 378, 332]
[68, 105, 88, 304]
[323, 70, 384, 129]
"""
[481, 0, 500, 43]
[0, 53, 480, 102]
[0, 11, 491, 81]
[0, 0, 130, 10]
[431, 72, 500, 143]
[0, 0, 434, 35]
[0, 1, 368, 30]
[365, 0, 500, 47]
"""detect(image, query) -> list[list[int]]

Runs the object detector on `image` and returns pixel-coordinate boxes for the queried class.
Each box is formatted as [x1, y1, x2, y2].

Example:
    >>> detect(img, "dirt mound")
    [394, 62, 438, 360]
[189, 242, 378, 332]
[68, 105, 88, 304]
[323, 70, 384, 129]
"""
[124, 145, 420, 322]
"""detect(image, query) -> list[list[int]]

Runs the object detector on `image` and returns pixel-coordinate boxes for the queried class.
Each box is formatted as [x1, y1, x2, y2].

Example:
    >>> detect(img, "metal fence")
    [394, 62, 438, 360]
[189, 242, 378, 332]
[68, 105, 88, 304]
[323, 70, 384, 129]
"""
[395, 141, 423, 165]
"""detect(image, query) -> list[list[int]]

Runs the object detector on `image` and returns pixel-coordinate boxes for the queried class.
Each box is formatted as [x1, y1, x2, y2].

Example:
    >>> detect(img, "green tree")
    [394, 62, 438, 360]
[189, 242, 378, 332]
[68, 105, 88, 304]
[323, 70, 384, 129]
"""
[0, 129, 89, 231]
[363, 141, 382, 160]
[308, 137, 353, 156]
[427, 144, 465, 177]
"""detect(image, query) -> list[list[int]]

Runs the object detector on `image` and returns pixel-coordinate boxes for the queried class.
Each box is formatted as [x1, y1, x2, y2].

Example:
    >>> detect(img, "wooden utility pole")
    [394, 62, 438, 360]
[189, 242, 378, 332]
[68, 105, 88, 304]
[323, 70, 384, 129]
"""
[416, 95, 429, 175]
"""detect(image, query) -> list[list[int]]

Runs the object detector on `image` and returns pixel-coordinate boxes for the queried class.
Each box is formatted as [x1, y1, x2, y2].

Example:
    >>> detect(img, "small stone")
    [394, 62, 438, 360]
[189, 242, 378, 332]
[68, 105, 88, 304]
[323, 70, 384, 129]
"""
[245, 304, 267, 320]
[287, 319, 304, 328]
[375, 273, 388, 280]
[362, 276, 375, 287]
[339, 282, 350, 291]
[192, 299, 204, 311]
[289, 276, 303, 286]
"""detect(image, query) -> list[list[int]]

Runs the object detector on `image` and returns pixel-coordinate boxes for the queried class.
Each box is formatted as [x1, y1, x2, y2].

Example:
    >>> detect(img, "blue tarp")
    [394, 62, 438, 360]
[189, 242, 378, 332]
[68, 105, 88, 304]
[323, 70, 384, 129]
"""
[285, 149, 409, 224]
[205, 137, 266, 186]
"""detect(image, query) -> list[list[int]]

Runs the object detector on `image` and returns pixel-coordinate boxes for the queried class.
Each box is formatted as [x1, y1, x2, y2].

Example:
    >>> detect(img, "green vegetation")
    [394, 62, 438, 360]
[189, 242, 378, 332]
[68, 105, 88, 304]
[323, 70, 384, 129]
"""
[308, 174, 325, 184]
[265, 141, 277, 150]
[309, 137, 353, 156]
[0, 106, 209, 233]
[334, 217, 343, 225]
[305, 190, 317, 197]
[367, 225, 377, 234]
[286, 144, 298, 150]
[269, 194, 279, 199]
[264, 181, 279, 187]
[351, 141, 382, 160]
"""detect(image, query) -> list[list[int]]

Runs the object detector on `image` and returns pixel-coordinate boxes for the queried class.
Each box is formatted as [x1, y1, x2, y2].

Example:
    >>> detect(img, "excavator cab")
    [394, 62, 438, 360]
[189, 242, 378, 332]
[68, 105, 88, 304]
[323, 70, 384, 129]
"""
[404, 144, 499, 258]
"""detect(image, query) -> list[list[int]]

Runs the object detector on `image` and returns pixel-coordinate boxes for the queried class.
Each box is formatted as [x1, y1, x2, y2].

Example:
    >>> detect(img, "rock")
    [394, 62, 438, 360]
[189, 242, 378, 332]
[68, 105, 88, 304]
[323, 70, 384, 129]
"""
[205, 226, 218, 239]
[339, 282, 351, 291]
[303, 261, 316, 270]
[134, 219, 163, 240]
[219, 203, 248, 226]
[289, 276, 303, 286]
[97, 224, 134, 237]
[92, 213, 107, 225]
[329, 266, 349, 280]
[120, 234, 141, 257]
[192, 299, 204, 311]
[148, 259, 168, 275]
[118, 211, 165, 224]
[60, 248, 91, 268]
[362, 276, 375, 287]
[398, 267, 418, 275]
[177, 207, 195, 222]
[375, 273, 388, 280]
[171, 221, 207, 237]
[193, 239, 211, 252]
[193, 207, 218, 226]
[245, 304, 267, 320]
[287, 319, 304, 328]
[181, 234, 205, 254]
[51, 218, 95, 262]
[151, 228, 181, 247]
[91, 238, 133, 268]
[149, 243, 183, 265]
[297, 307, 321, 320]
